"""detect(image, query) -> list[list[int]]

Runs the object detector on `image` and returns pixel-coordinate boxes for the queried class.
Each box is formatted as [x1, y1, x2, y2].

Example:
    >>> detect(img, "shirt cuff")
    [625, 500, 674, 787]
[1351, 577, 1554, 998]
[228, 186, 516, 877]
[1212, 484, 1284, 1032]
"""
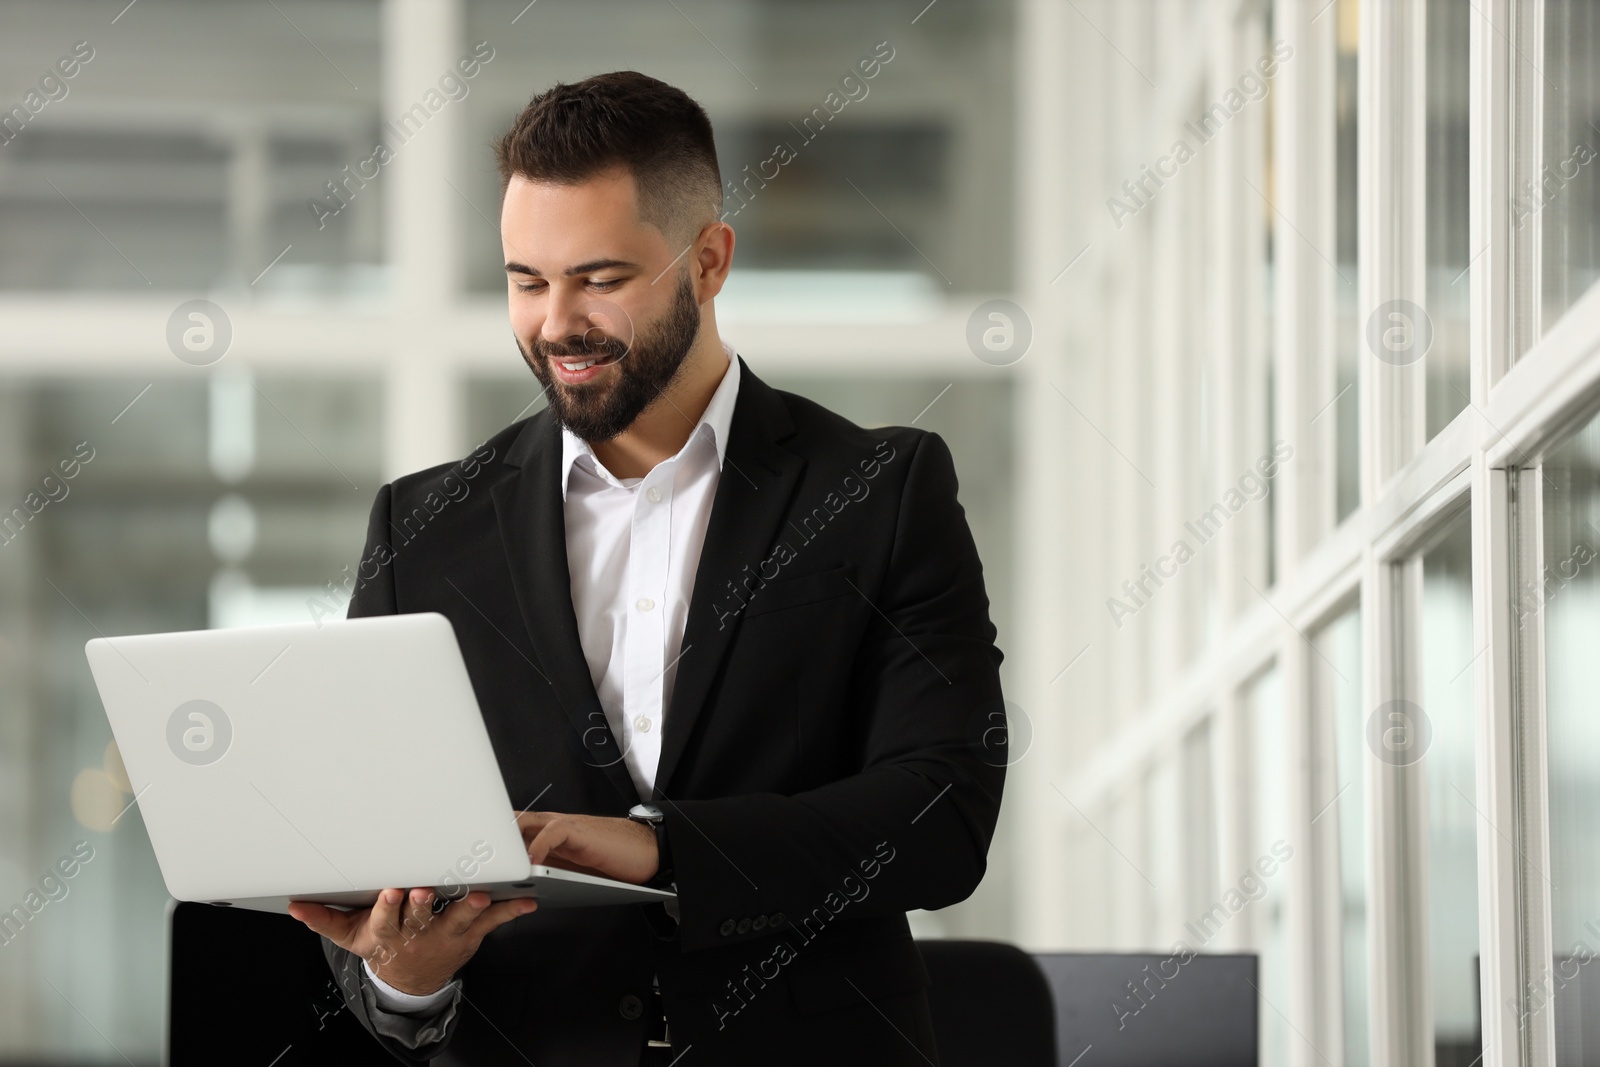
[362, 956, 460, 1014]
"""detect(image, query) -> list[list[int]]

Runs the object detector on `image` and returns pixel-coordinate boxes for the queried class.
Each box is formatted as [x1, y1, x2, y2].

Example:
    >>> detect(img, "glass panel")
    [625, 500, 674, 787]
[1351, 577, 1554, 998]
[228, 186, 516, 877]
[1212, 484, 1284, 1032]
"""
[1536, 0, 1600, 343]
[1539, 408, 1600, 1062]
[1248, 665, 1290, 1067]
[0, 376, 380, 1059]
[460, 0, 1017, 299]
[1182, 720, 1219, 926]
[1313, 605, 1368, 1066]
[1145, 757, 1181, 940]
[0, 1, 386, 294]
[1334, 0, 1361, 523]
[1108, 786, 1145, 949]
[1424, 0, 1471, 439]
[1417, 515, 1482, 1065]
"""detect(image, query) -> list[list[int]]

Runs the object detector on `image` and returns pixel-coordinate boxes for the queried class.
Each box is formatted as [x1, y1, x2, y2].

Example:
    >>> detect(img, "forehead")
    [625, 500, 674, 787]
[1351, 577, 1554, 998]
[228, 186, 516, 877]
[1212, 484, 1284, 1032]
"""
[500, 170, 664, 261]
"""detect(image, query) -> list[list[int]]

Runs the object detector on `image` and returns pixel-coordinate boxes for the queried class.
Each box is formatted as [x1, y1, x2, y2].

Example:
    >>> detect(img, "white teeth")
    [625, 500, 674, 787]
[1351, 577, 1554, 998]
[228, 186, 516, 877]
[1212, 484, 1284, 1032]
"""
[560, 359, 596, 371]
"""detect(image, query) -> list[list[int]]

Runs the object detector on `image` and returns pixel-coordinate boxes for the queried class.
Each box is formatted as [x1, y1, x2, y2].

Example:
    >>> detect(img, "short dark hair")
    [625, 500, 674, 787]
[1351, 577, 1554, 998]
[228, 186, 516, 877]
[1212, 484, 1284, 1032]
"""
[493, 70, 723, 245]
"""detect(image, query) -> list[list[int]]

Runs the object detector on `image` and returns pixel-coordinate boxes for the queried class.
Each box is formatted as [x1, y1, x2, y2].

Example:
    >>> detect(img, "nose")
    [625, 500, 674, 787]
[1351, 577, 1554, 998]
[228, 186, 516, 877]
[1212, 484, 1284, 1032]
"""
[540, 285, 593, 348]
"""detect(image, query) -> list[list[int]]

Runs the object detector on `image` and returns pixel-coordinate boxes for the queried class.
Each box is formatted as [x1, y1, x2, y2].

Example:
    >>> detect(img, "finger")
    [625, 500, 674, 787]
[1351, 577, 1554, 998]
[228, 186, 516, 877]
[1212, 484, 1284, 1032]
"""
[465, 897, 539, 941]
[516, 810, 556, 843]
[359, 888, 406, 965]
[405, 887, 436, 936]
[369, 887, 404, 938]
[439, 890, 491, 937]
[288, 900, 358, 945]
[525, 819, 612, 877]
[524, 819, 574, 866]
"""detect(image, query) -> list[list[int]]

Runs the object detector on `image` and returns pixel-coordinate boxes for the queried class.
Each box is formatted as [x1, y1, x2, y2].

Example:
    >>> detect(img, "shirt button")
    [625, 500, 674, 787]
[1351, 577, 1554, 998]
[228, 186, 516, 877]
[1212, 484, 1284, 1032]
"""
[618, 993, 644, 1020]
[646, 486, 662, 503]
[633, 715, 652, 733]
[636, 597, 655, 612]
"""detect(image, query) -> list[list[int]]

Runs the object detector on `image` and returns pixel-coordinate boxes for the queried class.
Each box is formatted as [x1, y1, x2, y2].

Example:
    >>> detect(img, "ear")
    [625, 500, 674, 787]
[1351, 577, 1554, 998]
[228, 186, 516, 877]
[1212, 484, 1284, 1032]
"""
[689, 220, 735, 303]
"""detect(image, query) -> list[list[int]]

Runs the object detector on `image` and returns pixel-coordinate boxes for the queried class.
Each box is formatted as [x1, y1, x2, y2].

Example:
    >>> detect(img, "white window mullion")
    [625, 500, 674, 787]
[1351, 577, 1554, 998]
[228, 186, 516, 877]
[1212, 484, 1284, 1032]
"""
[1472, 0, 1517, 401]
[1510, 466, 1557, 1067]
[1508, 0, 1546, 360]
[1472, 462, 1533, 1067]
[1275, 0, 1348, 1056]
[381, 0, 465, 478]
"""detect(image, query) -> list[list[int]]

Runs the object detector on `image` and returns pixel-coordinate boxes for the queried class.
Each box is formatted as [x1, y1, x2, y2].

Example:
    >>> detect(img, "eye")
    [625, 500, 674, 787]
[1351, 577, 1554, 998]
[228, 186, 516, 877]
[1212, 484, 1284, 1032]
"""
[513, 280, 544, 294]
[589, 278, 622, 291]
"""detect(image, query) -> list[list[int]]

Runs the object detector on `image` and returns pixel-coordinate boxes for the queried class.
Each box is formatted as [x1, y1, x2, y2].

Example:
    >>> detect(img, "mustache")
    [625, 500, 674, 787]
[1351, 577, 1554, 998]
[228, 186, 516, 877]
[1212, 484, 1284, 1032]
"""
[532, 333, 630, 360]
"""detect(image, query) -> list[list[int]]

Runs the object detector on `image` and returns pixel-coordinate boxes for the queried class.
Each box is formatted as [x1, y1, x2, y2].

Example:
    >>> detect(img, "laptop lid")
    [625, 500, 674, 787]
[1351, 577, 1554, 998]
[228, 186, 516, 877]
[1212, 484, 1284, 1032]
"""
[85, 612, 532, 904]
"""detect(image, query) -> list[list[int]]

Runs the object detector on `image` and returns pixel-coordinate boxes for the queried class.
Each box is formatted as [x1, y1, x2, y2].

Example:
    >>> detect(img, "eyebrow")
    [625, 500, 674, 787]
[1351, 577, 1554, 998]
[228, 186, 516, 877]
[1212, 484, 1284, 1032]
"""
[504, 258, 643, 277]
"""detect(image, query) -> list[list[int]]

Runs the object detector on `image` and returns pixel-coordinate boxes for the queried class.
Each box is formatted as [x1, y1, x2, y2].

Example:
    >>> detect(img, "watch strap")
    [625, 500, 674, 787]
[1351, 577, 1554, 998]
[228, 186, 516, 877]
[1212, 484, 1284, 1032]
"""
[646, 819, 674, 889]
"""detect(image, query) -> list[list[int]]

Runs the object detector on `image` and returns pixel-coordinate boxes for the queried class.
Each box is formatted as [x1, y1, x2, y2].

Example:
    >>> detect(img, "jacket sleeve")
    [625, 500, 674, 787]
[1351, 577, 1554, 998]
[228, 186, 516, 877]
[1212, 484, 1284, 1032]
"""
[662, 430, 1008, 953]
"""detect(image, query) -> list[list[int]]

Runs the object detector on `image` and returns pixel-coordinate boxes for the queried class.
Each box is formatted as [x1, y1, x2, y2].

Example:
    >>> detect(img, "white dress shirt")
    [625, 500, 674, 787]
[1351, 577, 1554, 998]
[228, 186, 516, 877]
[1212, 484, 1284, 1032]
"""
[363, 340, 741, 1015]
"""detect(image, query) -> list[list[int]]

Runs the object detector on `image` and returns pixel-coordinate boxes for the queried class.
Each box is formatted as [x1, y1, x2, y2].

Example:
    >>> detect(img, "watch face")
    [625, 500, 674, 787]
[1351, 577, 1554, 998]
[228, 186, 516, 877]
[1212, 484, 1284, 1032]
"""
[630, 803, 664, 822]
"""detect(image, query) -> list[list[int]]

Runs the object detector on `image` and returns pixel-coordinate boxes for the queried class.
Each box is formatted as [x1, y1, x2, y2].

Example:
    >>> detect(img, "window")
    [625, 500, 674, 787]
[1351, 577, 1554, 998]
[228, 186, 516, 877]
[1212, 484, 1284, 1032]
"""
[1334, 0, 1361, 522]
[1415, 514, 1481, 1065]
[1182, 720, 1219, 927]
[458, 0, 1018, 296]
[1424, 0, 1471, 438]
[1538, 407, 1600, 1059]
[1534, 0, 1600, 345]
[0, 1, 386, 294]
[1247, 664, 1290, 1066]
[1313, 605, 1367, 1066]
[1, 374, 378, 1051]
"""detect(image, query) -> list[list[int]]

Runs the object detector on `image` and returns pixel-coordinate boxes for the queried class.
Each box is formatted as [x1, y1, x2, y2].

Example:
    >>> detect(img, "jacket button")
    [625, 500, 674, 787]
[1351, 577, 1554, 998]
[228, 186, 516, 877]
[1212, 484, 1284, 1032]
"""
[619, 993, 644, 1020]
[736, 917, 752, 934]
[769, 912, 786, 928]
[719, 918, 736, 936]
[752, 914, 768, 931]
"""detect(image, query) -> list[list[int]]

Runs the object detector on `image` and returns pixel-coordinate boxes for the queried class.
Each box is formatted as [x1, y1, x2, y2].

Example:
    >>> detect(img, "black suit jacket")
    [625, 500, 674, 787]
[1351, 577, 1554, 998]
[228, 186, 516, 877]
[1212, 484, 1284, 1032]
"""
[321, 356, 1007, 1065]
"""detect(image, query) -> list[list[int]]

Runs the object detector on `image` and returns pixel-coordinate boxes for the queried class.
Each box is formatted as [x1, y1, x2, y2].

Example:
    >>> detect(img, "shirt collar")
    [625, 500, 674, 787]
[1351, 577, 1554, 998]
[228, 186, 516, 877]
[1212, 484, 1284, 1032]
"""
[558, 338, 741, 500]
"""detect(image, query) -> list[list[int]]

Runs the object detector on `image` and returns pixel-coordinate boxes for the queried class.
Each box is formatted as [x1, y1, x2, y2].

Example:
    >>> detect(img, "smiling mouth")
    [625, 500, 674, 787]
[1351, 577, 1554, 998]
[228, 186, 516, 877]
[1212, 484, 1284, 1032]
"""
[551, 350, 624, 372]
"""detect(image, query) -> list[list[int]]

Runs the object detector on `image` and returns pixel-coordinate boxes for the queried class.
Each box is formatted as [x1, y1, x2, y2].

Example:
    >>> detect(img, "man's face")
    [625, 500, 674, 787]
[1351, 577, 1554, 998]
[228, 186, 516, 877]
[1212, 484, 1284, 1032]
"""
[501, 171, 703, 443]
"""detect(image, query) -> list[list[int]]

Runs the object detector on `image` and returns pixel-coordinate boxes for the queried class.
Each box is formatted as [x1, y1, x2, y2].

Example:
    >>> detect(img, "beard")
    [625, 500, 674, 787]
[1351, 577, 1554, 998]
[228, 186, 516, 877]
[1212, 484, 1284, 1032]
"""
[517, 268, 702, 443]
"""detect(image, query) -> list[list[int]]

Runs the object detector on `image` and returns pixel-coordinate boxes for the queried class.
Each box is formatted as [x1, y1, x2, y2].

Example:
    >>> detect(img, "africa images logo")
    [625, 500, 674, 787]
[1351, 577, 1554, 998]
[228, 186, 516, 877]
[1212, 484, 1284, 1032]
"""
[166, 699, 232, 766]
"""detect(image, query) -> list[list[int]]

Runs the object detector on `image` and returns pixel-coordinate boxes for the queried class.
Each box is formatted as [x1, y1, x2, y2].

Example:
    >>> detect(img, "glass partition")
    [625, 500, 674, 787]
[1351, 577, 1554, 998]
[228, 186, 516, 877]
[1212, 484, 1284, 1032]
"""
[0, 374, 379, 1057]
[1424, 0, 1470, 438]
[1538, 408, 1600, 1063]
[1313, 605, 1368, 1066]
[1248, 664, 1290, 1066]
[0, 1, 386, 294]
[1534, 0, 1600, 346]
[1416, 514, 1481, 1066]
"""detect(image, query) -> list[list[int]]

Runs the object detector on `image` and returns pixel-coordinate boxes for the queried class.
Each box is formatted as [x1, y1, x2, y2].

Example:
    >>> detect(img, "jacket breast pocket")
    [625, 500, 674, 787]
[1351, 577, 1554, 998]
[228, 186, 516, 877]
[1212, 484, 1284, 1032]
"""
[741, 564, 857, 619]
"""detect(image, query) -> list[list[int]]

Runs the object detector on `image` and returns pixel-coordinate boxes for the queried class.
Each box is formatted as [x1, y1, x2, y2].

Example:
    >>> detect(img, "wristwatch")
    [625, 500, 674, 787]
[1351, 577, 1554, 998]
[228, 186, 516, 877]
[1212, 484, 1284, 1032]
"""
[627, 803, 674, 889]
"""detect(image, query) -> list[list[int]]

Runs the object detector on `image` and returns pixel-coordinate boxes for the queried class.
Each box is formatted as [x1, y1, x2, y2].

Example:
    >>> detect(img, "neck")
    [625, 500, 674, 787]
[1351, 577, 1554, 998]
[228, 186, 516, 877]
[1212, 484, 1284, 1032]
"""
[589, 319, 728, 480]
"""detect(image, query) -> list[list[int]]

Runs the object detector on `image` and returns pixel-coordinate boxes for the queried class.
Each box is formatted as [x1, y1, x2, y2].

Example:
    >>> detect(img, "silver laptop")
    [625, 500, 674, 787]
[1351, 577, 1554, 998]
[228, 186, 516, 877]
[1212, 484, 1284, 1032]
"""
[85, 612, 674, 915]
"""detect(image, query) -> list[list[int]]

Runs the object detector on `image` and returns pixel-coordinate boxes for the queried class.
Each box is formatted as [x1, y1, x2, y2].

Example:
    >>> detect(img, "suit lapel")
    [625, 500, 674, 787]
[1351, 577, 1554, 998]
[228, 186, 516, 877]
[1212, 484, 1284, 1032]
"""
[654, 359, 806, 795]
[491, 411, 640, 807]
[490, 357, 807, 805]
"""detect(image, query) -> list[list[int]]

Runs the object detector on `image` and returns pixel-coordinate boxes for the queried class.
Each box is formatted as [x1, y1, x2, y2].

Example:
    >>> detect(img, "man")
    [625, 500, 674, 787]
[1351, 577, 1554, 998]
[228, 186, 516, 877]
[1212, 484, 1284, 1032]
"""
[288, 69, 1006, 1065]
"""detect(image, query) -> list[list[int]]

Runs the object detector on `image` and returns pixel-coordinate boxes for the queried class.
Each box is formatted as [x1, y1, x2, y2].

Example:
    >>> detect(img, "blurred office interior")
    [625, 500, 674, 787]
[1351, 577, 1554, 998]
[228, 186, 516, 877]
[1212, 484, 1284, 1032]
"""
[0, 0, 1597, 1064]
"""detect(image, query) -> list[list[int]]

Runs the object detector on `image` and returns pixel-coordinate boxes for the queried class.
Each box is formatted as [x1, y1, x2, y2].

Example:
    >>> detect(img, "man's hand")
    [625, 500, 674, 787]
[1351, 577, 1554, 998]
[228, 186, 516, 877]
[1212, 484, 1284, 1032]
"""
[517, 811, 658, 885]
[289, 888, 536, 996]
